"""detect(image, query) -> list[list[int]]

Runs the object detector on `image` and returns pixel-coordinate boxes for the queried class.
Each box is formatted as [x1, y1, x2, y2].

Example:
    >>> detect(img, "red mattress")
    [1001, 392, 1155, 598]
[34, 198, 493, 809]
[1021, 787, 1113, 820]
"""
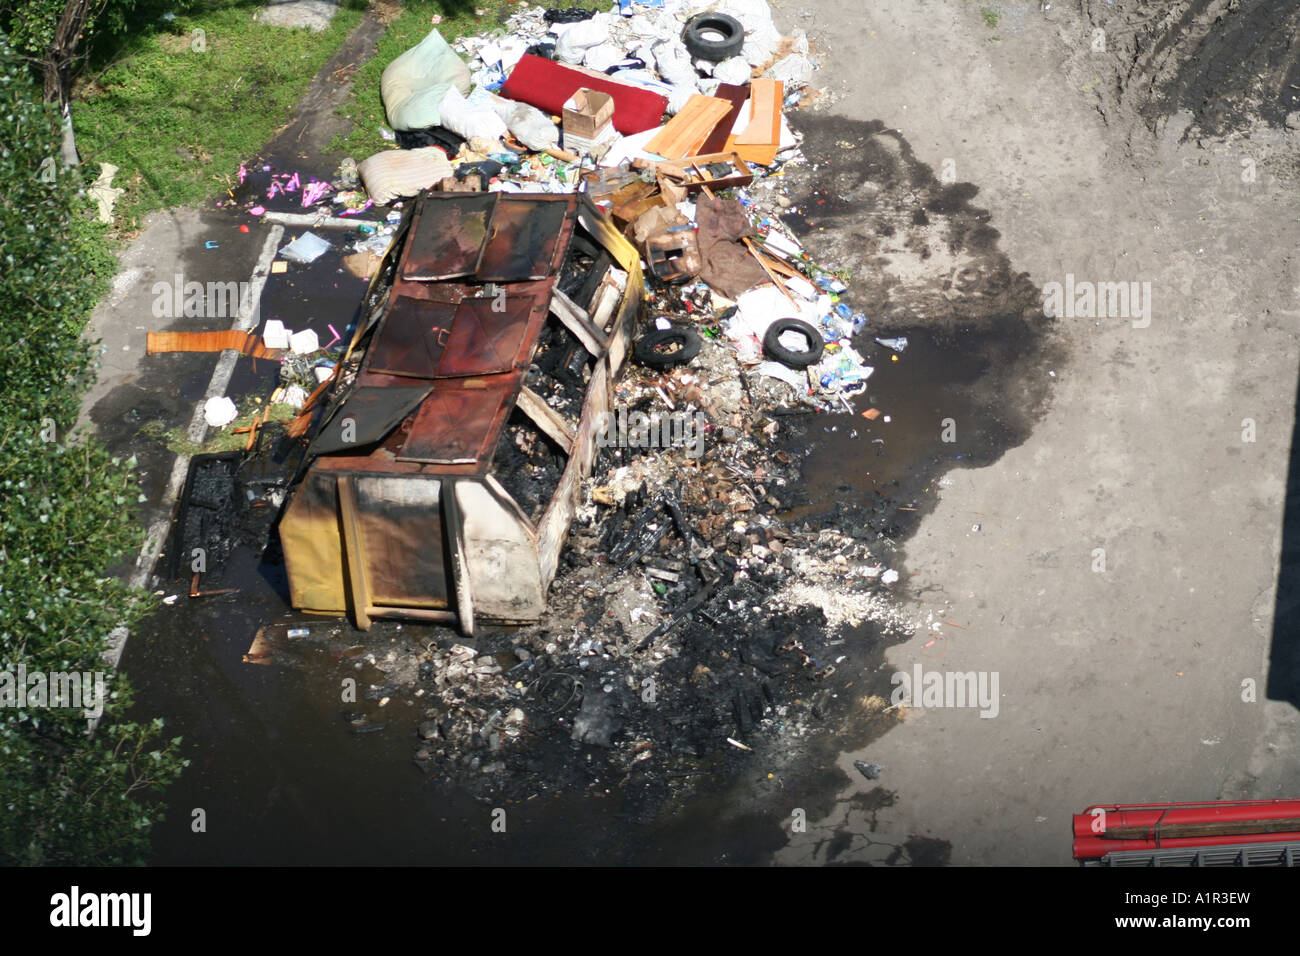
[500, 54, 668, 135]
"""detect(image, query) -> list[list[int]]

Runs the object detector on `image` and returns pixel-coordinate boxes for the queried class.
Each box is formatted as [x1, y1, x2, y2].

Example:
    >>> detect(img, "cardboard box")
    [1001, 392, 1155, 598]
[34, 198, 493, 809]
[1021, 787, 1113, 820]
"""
[563, 88, 615, 142]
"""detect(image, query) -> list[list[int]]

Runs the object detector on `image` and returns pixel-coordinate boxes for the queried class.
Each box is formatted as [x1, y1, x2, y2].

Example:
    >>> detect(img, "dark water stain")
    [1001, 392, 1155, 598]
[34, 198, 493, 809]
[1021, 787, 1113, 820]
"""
[774, 114, 1061, 546]
[728, 114, 1063, 862]
[887, 835, 953, 867]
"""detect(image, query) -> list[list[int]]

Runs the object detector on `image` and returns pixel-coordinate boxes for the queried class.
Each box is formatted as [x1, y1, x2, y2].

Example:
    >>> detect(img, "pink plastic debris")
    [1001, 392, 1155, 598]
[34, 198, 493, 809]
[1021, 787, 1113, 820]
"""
[238, 163, 247, 184]
[285, 172, 301, 193]
[301, 180, 330, 207]
[339, 200, 374, 217]
[250, 206, 266, 216]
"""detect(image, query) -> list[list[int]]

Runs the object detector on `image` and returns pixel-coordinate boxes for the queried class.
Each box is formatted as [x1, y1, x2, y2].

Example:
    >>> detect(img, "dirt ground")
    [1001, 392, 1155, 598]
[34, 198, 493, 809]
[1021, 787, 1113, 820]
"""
[772, 0, 1300, 865]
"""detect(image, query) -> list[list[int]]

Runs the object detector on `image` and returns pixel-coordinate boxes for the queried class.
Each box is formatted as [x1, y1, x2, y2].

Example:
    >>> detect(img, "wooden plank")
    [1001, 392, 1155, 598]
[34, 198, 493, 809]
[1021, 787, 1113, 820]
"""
[518, 386, 576, 456]
[756, 251, 802, 279]
[550, 288, 608, 356]
[147, 329, 281, 359]
[727, 140, 780, 167]
[735, 78, 783, 146]
[336, 476, 373, 631]
[700, 82, 751, 155]
[608, 180, 661, 227]
[368, 606, 458, 623]
[633, 151, 753, 192]
[536, 361, 609, 588]
[646, 95, 733, 160]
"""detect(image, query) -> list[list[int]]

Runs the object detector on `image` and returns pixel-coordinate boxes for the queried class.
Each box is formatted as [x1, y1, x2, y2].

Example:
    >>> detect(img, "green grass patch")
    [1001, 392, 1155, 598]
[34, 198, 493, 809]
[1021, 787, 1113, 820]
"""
[73, 1, 365, 232]
[980, 7, 1000, 29]
[331, 0, 605, 161]
[141, 403, 299, 456]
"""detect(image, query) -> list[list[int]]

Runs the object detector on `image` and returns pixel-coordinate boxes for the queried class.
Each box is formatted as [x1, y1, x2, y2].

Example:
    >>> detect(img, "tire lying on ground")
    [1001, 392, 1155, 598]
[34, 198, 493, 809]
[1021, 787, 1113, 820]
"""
[762, 318, 825, 368]
[634, 326, 702, 368]
[682, 13, 745, 63]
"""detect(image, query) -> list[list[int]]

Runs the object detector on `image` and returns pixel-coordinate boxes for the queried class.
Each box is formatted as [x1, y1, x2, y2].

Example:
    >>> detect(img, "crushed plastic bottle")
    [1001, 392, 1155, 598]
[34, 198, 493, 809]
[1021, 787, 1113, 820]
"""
[815, 274, 848, 294]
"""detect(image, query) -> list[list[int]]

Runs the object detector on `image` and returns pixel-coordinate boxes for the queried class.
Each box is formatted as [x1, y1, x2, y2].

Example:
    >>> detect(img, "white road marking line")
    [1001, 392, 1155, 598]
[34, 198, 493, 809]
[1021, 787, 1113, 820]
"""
[104, 225, 284, 670]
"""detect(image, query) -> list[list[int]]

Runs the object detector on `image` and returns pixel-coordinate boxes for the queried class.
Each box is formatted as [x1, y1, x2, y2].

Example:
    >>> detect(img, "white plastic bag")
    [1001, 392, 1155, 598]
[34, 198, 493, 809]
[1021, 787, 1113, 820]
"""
[652, 37, 701, 90]
[488, 97, 559, 151]
[713, 56, 751, 86]
[768, 53, 812, 89]
[438, 86, 510, 142]
[555, 16, 613, 64]
[584, 42, 627, 73]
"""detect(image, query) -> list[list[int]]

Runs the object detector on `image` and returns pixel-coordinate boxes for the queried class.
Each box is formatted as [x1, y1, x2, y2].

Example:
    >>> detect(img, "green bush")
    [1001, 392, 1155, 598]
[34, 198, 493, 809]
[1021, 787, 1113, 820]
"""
[0, 30, 186, 866]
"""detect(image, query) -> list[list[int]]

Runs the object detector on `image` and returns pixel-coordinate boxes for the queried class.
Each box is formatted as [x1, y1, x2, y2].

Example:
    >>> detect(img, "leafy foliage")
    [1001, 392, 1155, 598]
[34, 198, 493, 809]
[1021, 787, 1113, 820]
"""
[0, 30, 186, 866]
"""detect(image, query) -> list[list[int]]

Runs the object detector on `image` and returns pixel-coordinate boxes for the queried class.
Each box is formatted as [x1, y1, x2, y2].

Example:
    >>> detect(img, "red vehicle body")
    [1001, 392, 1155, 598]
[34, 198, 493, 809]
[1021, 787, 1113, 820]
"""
[1073, 799, 1300, 864]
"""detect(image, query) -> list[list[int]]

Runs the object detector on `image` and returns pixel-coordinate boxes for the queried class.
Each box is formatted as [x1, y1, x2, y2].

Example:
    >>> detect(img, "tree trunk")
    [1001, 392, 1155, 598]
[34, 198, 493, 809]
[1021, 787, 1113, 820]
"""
[41, 0, 101, 168]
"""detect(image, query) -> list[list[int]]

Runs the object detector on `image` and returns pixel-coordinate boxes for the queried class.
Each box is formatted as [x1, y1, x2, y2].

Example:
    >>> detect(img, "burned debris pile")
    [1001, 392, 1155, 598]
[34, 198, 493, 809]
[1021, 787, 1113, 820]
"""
[149, 0, 928, 795]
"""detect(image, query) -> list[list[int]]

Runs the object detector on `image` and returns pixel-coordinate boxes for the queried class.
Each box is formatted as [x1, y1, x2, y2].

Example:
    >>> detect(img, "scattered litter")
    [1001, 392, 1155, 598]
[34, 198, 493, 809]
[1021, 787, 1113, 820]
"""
[203, 396, 239, 428]
[289, 329, 320, 355]
[302, 180, 331, 207]
[87, 163, 124, 223]
[262, 320, 290, 350]
[854, 760, 883, 781]
[279, 231, 331, 264]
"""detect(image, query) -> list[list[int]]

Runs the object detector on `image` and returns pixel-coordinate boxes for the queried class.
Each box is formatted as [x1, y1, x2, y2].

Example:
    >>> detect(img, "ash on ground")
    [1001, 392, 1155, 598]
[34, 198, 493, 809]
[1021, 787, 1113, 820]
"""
[315, 308, 917, 812]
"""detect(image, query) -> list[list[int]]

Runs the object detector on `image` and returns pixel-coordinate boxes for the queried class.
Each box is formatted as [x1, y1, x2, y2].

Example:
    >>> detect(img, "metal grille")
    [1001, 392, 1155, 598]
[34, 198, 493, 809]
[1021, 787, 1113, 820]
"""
[1086, 840, 1300, 867]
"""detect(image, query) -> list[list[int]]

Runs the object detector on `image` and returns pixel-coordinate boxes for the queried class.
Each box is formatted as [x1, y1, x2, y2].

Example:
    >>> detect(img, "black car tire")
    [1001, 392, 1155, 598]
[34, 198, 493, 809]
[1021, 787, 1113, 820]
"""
[682, 13, 745, 63]
[762, 318, 825, 368]
[634, 327, 702, 368]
